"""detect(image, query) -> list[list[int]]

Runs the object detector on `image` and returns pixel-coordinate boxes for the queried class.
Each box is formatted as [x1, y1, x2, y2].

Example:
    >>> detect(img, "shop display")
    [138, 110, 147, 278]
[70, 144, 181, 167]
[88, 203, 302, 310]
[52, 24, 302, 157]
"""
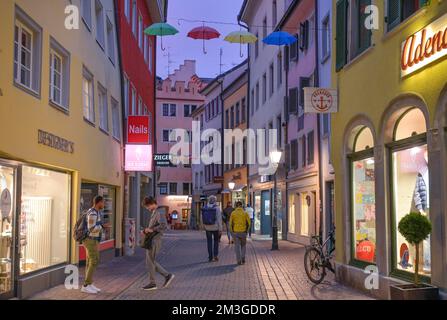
[254, 195, 261, 232]
[0, 166, 14, 295]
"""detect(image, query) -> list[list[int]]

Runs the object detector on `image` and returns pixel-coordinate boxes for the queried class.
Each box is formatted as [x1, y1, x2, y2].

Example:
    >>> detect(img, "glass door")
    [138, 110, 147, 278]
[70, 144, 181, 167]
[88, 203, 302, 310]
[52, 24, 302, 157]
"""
[0, 164, 16, 298]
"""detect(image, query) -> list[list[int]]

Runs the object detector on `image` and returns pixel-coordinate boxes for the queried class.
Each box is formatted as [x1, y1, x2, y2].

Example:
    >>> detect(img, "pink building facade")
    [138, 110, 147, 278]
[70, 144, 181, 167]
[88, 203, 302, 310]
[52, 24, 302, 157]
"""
[155, 61, 206, 227]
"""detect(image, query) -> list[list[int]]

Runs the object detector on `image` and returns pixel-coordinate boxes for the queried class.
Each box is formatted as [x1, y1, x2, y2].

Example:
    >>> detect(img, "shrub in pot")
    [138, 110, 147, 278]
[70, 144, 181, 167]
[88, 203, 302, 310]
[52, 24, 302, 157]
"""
[390, 212, 438, 300]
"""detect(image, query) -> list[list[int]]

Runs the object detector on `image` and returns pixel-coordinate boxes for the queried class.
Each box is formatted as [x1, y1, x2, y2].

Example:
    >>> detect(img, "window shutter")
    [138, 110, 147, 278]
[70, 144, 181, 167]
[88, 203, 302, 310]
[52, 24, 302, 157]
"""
[298, 115, 305, 131]
[291, 140, 298, 170]
[387, 0, 401, 31]
[299, 77, 310, 109]
[307, 131, 314, 165]
[284, 45, 290, 71]
[290, 34, 299, 61]
[336, 0, 348, 71]
[300, 20, 309, 51]
[285, 143, 291, 172]
[284, 96, 290, 122]
[289, 87, 298, 114]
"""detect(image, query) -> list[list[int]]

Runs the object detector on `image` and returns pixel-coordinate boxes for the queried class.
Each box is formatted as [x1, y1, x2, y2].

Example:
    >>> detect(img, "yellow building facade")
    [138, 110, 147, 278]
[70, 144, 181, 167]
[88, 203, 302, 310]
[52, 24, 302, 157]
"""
[0, 0, 123, 298]
[332, 0, 447, 298]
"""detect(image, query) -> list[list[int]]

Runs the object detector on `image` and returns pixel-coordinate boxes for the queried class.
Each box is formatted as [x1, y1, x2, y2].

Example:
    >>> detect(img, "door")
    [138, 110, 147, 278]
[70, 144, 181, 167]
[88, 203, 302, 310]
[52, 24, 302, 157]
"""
[0, 164, 17, 299]
[260, 190, 272, 235]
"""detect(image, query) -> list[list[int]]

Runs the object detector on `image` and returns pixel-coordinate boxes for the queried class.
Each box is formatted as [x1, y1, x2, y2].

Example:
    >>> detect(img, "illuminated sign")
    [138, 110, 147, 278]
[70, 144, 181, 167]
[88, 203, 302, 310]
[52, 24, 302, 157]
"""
[401, 13, 447, 77]
[125, 144, 153, 172]
[127, 116, 150, 144]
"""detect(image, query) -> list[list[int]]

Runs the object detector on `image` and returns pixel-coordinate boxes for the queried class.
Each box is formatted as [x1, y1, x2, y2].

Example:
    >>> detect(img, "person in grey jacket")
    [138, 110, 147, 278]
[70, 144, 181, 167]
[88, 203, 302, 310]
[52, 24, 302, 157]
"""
[203, 195, 223, 262]
[141, 197, 174, 291]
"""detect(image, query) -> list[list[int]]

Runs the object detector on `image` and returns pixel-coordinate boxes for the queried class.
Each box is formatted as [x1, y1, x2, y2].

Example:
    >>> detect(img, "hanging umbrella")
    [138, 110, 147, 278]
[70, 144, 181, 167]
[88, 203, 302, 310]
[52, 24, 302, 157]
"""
[144, 22, 179, 51]
[224, 30, 257, 57]
[263, 31, 297, 46]
[187, 24, 221, 54]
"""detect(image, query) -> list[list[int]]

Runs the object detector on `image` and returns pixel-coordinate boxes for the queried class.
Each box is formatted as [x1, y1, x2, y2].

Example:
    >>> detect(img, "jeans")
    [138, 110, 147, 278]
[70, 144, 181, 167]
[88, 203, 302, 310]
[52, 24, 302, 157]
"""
[249, 219, 254, 237]
[206, 231, 220, 260]
[146, 237, 169, 285]
[225, 221, 231, 242]
[83, 238, 100, 286]
[233, 232, 248, 263]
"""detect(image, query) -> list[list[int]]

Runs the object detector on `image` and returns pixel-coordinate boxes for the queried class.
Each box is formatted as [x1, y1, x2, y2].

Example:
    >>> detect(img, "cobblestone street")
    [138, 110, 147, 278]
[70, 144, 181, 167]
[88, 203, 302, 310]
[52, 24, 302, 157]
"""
[31, 231, 372, 300]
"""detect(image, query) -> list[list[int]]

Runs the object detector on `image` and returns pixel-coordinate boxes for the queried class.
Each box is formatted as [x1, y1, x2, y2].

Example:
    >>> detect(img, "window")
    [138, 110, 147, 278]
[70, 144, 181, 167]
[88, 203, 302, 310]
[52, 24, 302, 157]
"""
[138, 14, 143, 50]
[350, 126, 376, 263]
[256, 82, 260, 110]
[82, 68, 95, 123]
[148, 38, 153, 73]
[130, 85, 136, 115]
[269, 63, 274, 97]
[20, 166, 71, 274]
[225, 110, 229, 129]
[387, 0, 428, 31]
[390, 108, 430, 277]
[170, 104, 177, 116]
[236, 103, 240, 126]
[289, 34, 299, 62]
[158, 183, 168, 195]
[262, 73, 267, 104]
[138, 96, 143, 115]
[251, 89, 255, 116]
[231, 106, 235, 129]
[169, 183, 178, 195]
[322, 15, 331, 60]
[124, 0, 130, 21]
[183, 183, 191, 196]
[144, 34, 148, 62]
[277, 53, 283, 88]
[163, 129, 177, 142]
[184, 105, 193, 117]
[290, 139, 298, 170]
[14, 7, 42, 94]
[98, 84, 108, 132]
[111, 98, 120, 140]
[106, 17, 115, 64]
[299, 20, 310, 51]
[132, 0, 137, 37]
[307, 131, 314, 165]
[95, 0, 105, 49]
[288, 194, 296, 234]
[81, 0, 92, 29]
[301, 135, 307, 168]
[272, 0, 278, 26]
[162, 103, 169, 116]
[123, 75, 129, 117]
[49, 39, 70, 109]
[241, 98, 246, 123]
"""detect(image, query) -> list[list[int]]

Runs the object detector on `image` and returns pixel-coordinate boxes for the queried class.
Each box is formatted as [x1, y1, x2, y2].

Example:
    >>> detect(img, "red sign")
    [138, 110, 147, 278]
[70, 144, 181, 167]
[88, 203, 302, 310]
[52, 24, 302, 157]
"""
[356, 240, 375, 263]
[125, 144, 153, 172]
[127, 116, 150, 144]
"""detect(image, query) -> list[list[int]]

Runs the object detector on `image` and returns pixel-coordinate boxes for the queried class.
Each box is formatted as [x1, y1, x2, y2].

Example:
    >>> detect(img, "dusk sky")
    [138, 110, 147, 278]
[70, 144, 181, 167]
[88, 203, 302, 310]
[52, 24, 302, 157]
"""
[156, 0, 246, 80]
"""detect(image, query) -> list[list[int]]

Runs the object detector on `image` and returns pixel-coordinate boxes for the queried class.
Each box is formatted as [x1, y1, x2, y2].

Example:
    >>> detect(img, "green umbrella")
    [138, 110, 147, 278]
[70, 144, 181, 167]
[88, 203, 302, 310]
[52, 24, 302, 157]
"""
[144, 23, 179, 51]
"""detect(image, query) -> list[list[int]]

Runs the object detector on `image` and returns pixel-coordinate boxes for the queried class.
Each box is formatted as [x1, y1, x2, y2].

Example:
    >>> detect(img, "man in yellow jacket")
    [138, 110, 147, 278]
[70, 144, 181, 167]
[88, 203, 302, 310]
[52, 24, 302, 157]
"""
[229, 201, 251, 265]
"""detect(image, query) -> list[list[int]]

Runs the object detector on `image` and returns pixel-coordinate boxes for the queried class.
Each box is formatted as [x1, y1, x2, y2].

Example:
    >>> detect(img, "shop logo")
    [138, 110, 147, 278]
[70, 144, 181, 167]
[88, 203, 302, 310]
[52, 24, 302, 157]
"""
[401, 13, 447, 77]
[304, 88, 338, 114]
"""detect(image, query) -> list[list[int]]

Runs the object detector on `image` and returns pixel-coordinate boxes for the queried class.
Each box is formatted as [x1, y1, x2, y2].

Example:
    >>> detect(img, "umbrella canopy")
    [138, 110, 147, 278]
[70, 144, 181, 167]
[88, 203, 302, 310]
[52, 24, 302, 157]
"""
[187, 25, 221, 54]
[144, 22, 179, 51]
[224, 30, 258, 57]
[263, 31, 297, 46]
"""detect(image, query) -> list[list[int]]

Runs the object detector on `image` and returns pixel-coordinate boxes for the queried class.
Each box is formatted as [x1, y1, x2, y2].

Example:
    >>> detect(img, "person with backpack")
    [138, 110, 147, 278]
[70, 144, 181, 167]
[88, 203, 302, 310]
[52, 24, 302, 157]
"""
[230, 201, 251, 265]
[202, 195, 222, 262]
[77, 196, 104, 294]
[140, 197, 174, 291]
[222, 202, 234, 244]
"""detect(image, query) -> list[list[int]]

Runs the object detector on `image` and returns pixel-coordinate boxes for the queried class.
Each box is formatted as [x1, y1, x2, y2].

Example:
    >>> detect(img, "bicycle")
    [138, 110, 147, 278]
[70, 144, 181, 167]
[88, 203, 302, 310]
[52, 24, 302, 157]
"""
[304, 228, 336, 284]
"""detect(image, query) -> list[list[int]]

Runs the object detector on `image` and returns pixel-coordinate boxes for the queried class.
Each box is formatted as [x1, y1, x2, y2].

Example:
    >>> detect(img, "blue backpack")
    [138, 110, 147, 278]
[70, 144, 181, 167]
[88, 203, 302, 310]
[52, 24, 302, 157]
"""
[201, 206, 217, 225]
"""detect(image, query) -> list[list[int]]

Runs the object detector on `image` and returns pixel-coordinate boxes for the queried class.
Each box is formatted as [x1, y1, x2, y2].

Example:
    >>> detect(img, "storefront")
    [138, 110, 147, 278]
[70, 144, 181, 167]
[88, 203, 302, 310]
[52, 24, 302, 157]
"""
[0, 160, 71, 299]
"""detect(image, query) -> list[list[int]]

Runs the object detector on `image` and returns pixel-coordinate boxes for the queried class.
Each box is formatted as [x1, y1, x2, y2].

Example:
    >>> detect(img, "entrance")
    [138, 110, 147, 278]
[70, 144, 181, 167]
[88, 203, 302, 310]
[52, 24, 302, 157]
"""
[0, 164, 16, 299]
[260, 190, 272, 235]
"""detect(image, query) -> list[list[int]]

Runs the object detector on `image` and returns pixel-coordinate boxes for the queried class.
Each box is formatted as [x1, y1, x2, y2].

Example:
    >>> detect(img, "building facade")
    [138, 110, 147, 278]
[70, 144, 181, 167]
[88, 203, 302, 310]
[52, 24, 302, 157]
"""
[155, 60, 206, 228]
[332, 0, 447, 298]
[0, 0, 123, 298]
[239, 0, 291, 238]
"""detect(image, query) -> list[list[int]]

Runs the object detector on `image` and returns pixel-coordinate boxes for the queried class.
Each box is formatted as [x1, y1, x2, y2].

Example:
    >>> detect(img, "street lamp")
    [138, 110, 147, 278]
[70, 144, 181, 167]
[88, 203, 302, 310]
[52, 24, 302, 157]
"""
[228, 182, 236, 191]
[270, 150, 282, 251]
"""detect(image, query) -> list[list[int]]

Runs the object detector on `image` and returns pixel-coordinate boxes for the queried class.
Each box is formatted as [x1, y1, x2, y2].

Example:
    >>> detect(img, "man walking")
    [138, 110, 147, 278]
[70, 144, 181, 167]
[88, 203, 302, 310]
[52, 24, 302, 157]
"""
[141, 197, 174, 291]
[222, 202, 234, 244]
[245, 204, 255, 237]
[230, 201, 251, 265]
[202, 195, 222, 262]
[81, 196, 104, 294]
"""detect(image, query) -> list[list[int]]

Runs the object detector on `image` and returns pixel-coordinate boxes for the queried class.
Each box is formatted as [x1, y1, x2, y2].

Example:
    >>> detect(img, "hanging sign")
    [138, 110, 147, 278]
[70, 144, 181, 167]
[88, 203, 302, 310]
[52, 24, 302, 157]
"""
[304, 88, 338, 113]
[127, 116, 150, 144]
[401, 13, 447, 77]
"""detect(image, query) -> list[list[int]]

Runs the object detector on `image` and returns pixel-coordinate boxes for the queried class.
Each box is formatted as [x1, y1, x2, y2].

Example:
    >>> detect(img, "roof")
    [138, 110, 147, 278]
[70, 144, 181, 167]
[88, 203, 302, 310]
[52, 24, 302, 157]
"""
[199, 59, 248, 95]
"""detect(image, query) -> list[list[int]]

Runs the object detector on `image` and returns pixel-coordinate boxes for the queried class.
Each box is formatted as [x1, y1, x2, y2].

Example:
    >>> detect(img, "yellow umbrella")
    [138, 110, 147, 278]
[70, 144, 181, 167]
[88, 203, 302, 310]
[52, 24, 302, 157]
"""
[224, 31, 258, 57]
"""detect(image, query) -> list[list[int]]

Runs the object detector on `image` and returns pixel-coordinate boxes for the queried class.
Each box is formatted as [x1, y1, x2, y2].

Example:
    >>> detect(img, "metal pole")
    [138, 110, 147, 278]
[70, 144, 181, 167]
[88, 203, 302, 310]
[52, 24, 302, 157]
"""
[272, 169, 279, 250]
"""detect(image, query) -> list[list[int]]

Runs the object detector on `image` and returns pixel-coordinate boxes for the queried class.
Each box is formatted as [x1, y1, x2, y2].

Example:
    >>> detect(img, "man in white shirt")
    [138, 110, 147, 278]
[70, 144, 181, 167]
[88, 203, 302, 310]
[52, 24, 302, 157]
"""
[245, 204, 255, 237]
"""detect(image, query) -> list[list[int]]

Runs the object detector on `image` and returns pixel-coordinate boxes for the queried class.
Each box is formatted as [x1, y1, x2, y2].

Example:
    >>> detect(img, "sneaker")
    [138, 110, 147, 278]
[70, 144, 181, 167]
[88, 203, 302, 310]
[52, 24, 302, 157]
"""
[213, 257, 219, 262]
[163, 274, 175, 288]
[90, 284, 102, 292]
[142, 284, 158, 291]
[81, 285, 98, 294]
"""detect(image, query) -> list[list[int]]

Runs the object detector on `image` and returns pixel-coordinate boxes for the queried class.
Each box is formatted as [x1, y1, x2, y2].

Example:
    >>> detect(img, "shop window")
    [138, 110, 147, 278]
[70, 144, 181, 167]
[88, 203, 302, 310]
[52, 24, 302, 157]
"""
[158, 183, 168, 195]
[350, 126, 376, 264]
[391, 108, 430, 277]
[300, 193, 310, 236]
[21, 166, 71, 274]
[288, 194, 296, 234]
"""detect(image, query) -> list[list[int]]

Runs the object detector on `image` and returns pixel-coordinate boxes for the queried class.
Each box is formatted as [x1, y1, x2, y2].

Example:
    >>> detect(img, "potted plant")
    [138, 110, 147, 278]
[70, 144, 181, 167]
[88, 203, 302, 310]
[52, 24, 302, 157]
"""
[390, 212, 438, 300]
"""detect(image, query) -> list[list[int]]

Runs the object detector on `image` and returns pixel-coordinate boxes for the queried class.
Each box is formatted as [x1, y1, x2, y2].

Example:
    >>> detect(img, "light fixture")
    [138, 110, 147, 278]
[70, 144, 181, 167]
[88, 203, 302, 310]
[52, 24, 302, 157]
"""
[269, 150, 283, 165]
[228, 182, 236, 191]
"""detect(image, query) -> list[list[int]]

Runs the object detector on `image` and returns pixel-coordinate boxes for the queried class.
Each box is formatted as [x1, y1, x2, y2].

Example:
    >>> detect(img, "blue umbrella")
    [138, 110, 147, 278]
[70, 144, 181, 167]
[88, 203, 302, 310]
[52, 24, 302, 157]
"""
[263, 31, 297, 46]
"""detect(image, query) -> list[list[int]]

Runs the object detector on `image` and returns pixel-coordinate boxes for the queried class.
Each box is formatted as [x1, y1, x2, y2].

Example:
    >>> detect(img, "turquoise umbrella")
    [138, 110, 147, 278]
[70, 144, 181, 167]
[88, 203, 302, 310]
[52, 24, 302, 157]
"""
[144, 22, 179, 51]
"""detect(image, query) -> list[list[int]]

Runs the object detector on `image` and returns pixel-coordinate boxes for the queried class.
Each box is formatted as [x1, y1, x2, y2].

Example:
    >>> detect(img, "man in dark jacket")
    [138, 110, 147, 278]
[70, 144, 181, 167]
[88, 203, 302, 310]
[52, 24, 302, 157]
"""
[222, 202, 234, 244]
[141, 197, 174, 291]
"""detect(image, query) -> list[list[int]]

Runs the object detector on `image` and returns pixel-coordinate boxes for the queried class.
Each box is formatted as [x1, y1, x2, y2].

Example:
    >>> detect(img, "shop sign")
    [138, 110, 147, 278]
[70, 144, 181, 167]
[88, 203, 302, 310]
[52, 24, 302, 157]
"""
[127, 116, 150, 144]
[154, 153, 174, 167]
[38, 129, 74, 154]
[125, 144, 153, 172]
[401, 13, 447, 77]
[304, 88, 338, 113]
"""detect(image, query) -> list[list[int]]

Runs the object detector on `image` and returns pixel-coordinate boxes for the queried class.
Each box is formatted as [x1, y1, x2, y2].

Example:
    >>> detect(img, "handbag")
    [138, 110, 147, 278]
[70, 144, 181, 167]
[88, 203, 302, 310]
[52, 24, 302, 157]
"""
[141, 231, 159, 250]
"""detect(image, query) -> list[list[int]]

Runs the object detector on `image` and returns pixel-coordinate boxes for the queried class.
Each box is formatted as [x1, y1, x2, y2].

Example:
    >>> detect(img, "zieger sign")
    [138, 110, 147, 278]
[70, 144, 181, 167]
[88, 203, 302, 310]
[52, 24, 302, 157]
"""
[154, 154, 174, 167]
[127, 116, 150, 144]
[401, 13, 447, 77]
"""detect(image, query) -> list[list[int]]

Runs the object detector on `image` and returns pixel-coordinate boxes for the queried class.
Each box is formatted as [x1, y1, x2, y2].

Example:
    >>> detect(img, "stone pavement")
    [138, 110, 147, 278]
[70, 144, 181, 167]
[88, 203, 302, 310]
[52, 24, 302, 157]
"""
[30, 231, 373, 300]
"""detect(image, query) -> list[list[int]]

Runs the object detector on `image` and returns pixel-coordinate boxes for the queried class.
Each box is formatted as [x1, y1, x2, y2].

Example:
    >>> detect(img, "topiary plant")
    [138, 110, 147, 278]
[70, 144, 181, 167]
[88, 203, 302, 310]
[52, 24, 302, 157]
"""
[398, 212, 432, 285]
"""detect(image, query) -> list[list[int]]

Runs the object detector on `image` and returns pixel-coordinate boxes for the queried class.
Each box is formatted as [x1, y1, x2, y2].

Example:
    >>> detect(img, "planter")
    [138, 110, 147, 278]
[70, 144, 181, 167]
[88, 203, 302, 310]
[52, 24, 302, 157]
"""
[390, 284, 439, 300]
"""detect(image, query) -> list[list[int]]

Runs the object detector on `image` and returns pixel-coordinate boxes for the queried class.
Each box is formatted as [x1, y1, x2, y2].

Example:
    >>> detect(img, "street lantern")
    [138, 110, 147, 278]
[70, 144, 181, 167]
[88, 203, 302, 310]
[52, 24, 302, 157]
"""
[228, 182, 236, 191]
[270, 150, 282, 251]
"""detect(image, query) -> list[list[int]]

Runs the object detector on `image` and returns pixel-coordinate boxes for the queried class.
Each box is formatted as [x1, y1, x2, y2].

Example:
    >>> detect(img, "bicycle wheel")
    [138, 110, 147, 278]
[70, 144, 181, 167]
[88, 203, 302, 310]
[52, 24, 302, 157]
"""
[304, 247, 326, 284]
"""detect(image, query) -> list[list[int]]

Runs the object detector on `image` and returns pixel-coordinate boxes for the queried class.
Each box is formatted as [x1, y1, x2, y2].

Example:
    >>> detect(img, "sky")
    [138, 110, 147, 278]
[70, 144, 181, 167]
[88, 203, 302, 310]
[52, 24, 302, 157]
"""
[156, 0, 246, 80]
